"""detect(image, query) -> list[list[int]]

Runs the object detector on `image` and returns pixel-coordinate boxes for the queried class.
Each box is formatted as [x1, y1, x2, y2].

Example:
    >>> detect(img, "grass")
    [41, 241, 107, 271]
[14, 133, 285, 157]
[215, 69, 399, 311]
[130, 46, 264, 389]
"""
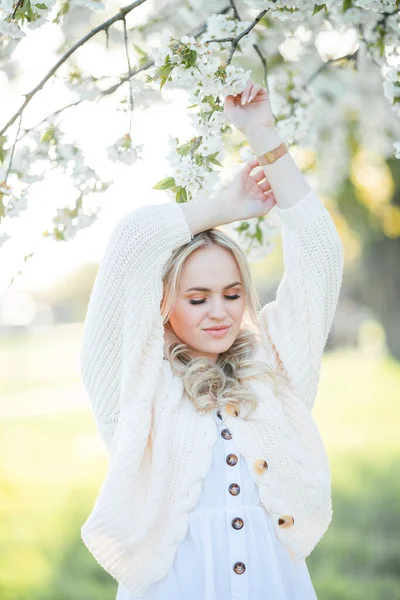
[0, 324, 399, 599]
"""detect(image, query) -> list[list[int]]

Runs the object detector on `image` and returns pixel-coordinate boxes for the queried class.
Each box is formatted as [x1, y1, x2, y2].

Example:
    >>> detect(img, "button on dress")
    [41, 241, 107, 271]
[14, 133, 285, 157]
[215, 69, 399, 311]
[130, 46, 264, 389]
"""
[116, 408, 318, 600]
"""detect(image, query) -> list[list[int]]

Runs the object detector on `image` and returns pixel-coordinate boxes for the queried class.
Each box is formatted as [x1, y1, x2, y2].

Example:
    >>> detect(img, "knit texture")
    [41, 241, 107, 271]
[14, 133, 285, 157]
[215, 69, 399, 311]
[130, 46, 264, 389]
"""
[80, 189, 344, 597]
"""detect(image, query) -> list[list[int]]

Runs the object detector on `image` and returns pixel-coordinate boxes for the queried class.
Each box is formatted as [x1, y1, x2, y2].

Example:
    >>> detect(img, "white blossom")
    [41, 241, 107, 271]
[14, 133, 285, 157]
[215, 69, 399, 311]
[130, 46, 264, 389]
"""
[0, 174, 12, 196]
[0, 0, 16, 12]
[153, 45, 173, 67]
[6, 194, 28, 218]
[65, 73, 99, 101]
[200, 14, 256, 51]
[180, 35, 197, 51]
[197, 135, 224, 157]
[107, 135, 143, 165]
[186, 0, 227, 11]
[3, 0, 400, 254]
[382, 66, 400, 106]
[238, 145, 256, 163]
[0, 20, 25, 38]
[71, 0, 105, 9]
[0, 233, 10, 247]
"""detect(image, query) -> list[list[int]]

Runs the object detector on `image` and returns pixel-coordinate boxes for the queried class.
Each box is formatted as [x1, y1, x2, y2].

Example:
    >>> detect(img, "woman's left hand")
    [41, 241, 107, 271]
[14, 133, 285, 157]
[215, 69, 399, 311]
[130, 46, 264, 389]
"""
[223, 81, 275, 134]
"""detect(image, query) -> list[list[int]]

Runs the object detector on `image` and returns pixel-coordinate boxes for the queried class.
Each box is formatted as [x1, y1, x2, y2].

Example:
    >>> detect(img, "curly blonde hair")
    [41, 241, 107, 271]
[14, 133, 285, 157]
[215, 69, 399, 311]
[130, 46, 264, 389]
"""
[161, 227, 274, 420]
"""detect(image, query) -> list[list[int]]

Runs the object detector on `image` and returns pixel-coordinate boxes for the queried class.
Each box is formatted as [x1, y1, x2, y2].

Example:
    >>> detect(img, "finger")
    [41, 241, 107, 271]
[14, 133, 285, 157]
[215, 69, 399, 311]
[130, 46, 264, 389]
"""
[241, 83, 254, 105]
[248, 84, 262, 103]
[241, 81, 253, 105]
[263, 193, 277, 212]
[259, 179, 272, 192]
[251, 169, 267, 184]
[243, 158, 260, 173]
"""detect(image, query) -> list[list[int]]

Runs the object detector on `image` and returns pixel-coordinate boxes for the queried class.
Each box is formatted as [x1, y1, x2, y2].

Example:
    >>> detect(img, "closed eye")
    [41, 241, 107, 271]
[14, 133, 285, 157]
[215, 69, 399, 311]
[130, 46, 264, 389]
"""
[189, 294, 241, 305]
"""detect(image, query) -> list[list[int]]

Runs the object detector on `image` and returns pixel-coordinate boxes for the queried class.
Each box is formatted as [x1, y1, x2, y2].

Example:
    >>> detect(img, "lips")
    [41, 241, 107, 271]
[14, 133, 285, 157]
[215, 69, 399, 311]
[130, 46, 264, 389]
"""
[203, 325, 231, 337]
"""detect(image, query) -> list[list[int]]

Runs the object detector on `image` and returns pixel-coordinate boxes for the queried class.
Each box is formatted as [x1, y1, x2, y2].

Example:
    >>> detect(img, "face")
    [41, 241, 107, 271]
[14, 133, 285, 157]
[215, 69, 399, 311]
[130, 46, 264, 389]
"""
[167, 244, 246, 364]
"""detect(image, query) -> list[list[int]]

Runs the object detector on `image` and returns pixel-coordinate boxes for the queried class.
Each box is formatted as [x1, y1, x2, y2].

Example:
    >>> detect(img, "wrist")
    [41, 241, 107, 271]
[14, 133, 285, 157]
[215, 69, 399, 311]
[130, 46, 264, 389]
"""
[180, 194, 232, 236]
[244, 125, 283, 157]
[210, 191, 238, 227]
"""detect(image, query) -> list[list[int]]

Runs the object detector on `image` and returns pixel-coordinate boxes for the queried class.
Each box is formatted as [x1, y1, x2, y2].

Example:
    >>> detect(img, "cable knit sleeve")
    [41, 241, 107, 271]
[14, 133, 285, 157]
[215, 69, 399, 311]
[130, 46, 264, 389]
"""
[79, 201, 194, 451]
[257, 188, 344, 412]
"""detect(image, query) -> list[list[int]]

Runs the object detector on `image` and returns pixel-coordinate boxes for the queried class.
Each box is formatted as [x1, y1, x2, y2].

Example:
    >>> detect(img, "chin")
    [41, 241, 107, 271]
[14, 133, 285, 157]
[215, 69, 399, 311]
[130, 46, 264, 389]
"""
[185, 329, 238, 357]
[203, 337, 235, 354]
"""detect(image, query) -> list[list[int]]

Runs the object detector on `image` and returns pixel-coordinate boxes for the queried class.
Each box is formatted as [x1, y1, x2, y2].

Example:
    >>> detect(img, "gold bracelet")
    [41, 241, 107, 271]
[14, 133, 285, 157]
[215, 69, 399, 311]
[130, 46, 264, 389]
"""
[257, 142, 288, 165]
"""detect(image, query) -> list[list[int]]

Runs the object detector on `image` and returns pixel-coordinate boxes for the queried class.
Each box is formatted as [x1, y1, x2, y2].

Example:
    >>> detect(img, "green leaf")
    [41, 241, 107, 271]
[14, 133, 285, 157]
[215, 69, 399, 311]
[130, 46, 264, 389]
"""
[187, 104, 198, 109]
[312, 4, 327, 16]
[255, 223, 263, 244]
[235, 222, 250, 233]
[188, 49, 197, 67]
[34, 3, 49, 9]
[208, 152, 222, 167]
[177, 142, 192, 156]
[0, 135, 7, 163]
[52, 0, 70, 23]
[342, 0, 352, 12]
[176, 187, 188, 203]
[157, 63, 173, 77]
[41, 127, 55, 143]
[376, 36, 385, 57]
[133, 44, 147, 57]
[153, 176, 176, 190]
[54, 228, 65, 241]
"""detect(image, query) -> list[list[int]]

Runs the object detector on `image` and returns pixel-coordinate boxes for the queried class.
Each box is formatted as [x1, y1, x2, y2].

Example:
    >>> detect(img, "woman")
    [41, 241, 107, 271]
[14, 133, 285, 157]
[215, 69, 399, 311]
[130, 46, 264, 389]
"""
[80, 81, 344, 600]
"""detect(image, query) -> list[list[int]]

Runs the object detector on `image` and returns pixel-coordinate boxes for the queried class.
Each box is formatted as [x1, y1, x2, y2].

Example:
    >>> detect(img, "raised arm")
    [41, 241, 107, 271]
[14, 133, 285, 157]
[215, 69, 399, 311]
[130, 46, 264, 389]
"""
[80, 200, 194, 451]
[236, 83, 344, 411]
[257, 187, 344, 411]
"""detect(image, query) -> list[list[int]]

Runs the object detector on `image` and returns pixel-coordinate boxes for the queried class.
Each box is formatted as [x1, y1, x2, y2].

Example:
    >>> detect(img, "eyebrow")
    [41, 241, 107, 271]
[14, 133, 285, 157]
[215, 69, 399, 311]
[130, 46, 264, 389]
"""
[185, 281, 242, 293]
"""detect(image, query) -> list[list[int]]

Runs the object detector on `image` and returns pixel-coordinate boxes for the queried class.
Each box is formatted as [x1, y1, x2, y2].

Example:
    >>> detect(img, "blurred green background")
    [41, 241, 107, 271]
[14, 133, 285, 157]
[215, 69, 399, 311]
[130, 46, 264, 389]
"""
[1, 313, 400, 599]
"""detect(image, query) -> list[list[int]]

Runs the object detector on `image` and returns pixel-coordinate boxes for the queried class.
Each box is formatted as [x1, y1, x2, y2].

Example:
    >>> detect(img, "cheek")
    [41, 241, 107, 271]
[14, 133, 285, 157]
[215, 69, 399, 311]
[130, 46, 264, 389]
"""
[230, 297, 246, 322]
[169, 301, 203, 332]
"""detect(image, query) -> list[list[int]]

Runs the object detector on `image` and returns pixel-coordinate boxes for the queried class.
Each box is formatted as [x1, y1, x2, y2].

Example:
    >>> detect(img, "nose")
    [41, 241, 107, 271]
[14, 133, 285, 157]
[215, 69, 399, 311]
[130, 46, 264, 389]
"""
[207, 297, 227, 320]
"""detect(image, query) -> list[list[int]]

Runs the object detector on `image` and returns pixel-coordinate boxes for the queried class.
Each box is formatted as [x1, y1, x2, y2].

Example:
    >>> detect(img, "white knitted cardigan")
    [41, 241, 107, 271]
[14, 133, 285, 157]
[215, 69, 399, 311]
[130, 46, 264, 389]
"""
[80, 188, 344, 597]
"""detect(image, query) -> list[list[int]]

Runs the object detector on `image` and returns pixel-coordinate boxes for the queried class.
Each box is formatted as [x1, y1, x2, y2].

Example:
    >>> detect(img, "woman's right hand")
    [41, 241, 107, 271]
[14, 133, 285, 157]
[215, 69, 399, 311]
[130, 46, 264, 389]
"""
[218, 158, 276, 224]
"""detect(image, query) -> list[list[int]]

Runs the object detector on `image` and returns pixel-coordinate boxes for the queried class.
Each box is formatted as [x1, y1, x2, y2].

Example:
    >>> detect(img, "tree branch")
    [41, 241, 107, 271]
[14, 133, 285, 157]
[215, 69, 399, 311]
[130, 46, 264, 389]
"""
[18, 100, 83, 141]
[203, 9, 268, 65]
[5, 114, 22, 183]
[0, 0, 148, 137]
[122, 16, 134, 134]
[229, 0, 240, 20]
[253, 43, 269, 91]
[228, 0, 269, 91]
[101, 59, 154, 96]
[304, 49, 359, 88]
[101, 5, 231, 96]
[11, 6, 233, 148]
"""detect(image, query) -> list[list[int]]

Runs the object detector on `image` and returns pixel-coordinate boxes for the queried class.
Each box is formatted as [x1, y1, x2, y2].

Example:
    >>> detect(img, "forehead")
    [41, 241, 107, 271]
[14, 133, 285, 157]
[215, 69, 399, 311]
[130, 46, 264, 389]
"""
[180, 245, 241, 283]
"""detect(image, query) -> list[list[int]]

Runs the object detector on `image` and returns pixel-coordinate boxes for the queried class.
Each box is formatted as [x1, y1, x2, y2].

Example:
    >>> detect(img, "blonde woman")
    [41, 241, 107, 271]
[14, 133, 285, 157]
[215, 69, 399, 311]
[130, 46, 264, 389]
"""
[80, 80, 344, 600]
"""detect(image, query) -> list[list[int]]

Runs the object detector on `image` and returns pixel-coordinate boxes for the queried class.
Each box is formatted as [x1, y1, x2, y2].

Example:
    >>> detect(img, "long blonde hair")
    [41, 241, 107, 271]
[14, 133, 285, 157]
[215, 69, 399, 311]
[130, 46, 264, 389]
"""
[161, 227, 273, 420]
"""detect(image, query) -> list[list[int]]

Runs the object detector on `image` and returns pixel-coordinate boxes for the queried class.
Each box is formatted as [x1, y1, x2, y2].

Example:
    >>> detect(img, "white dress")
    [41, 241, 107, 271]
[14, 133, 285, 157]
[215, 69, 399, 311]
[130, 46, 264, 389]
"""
[116, 407, 318, 600]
